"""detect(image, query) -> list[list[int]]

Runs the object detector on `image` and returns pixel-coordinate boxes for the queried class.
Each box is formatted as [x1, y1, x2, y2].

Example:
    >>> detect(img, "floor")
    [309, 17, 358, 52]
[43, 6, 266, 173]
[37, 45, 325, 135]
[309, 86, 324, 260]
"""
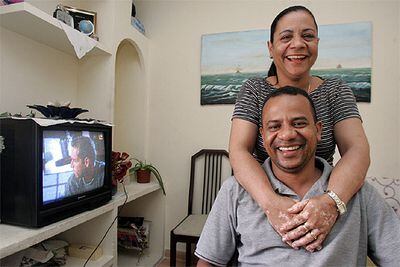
[157, 255, 198, 267]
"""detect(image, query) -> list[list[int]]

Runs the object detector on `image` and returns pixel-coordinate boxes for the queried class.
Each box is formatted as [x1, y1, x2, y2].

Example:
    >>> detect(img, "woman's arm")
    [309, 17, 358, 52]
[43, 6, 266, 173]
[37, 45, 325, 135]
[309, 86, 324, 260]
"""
[229, 118, 297, 234]
[329, 117, 370, 203]
[281, 118, 370, 251]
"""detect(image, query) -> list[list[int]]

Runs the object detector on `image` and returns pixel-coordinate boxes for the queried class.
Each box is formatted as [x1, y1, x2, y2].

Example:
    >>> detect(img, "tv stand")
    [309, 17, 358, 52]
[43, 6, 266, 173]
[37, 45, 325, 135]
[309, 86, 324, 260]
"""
[0, 180, 165, 266]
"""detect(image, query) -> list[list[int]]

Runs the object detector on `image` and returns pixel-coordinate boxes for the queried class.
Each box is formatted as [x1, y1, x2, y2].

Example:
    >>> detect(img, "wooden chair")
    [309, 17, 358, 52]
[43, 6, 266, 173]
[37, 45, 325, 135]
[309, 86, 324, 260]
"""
[170, 149, 232, 266]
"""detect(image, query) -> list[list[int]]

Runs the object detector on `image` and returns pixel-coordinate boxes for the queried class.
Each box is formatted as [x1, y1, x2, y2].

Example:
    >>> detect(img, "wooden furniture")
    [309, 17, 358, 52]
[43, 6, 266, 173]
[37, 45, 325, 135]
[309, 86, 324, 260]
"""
[170, 149, 231, 266]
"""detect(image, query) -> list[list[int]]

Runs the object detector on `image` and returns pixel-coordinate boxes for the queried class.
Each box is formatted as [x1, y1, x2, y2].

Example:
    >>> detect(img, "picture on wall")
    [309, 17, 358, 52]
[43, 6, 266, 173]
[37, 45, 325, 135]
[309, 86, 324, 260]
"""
[200, 22, 372, 105]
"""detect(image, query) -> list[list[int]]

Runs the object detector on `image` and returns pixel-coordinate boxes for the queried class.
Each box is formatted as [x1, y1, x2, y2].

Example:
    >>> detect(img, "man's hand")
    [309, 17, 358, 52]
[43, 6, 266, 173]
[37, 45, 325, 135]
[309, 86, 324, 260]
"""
[279, 194, 339, 252]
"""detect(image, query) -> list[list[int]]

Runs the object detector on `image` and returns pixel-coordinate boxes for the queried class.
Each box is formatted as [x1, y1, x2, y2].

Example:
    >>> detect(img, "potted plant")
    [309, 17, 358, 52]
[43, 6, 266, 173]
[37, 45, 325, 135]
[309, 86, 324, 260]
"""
[130, 158, 166, 195]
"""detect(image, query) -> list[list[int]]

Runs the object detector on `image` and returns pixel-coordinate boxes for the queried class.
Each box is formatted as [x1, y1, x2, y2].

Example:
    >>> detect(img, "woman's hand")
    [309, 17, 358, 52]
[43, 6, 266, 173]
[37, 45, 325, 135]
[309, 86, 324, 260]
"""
[279, 194, 338, 252]
[265, 195, 298, 235]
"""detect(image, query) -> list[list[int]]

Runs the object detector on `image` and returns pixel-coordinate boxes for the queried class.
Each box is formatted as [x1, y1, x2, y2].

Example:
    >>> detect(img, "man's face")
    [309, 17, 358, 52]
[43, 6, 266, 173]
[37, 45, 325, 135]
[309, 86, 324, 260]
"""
[260, 94, 321, 173]
[70, 147, 84, 179]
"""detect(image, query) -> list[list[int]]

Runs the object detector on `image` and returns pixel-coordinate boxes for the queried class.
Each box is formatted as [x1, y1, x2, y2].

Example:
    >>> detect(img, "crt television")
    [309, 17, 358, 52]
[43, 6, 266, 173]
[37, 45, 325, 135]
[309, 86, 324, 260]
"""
[0, 118, 112, 227]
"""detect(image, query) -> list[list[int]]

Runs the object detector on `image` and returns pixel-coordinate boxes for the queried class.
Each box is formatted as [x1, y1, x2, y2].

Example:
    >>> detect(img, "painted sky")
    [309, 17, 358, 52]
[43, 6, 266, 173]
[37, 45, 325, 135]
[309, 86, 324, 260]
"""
[201, 22, 372, 75]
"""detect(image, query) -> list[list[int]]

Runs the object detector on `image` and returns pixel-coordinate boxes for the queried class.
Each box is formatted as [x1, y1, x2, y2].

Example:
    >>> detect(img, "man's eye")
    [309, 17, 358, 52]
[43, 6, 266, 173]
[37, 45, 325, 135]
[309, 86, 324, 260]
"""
[268, 125, 280, 131]
[294, 122, 307, 127]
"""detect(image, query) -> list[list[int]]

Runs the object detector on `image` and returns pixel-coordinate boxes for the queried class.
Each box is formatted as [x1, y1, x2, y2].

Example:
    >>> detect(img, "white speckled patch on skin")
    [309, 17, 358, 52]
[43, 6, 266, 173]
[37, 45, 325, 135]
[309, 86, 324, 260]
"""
[279, 195, 339, 251]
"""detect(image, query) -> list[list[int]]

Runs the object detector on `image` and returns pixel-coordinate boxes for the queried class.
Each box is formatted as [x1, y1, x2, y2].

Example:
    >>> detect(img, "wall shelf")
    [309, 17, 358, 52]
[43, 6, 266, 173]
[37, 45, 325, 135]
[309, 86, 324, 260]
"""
[1, 1, 163, 266]
[0, 2, 111, 56]
[0, 180, 161, 265]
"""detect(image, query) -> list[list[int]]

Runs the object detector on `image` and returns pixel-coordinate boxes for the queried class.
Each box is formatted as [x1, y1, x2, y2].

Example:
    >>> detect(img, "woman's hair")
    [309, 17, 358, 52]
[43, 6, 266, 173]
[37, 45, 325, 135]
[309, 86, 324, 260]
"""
[267, 6, 318, 79]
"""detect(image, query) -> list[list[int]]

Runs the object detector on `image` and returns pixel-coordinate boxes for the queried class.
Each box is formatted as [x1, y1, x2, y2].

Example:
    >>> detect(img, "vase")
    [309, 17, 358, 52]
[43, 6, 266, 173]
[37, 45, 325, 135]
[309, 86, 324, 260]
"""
[136, 169, 150, 183]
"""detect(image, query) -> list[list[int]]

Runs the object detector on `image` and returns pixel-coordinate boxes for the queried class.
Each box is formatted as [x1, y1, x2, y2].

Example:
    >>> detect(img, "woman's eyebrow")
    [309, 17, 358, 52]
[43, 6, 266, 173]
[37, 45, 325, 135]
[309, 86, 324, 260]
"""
[278, 29, 293, 35]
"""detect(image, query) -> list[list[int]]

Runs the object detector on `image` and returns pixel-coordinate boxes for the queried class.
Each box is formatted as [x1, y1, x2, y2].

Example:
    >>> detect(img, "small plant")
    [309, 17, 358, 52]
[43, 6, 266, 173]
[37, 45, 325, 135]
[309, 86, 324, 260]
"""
[130, 158, 166, 195]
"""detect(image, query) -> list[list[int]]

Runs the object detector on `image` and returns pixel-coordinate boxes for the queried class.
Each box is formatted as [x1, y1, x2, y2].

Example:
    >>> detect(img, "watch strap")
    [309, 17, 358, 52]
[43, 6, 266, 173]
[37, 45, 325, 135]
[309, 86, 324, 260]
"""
[326, 190, 347, 215]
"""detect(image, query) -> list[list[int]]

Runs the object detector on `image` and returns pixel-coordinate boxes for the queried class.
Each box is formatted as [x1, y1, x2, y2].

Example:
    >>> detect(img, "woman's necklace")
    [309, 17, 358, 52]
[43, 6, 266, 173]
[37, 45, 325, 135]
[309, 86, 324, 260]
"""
[275, 76, 313, 94]
[307, 78, 312, 94]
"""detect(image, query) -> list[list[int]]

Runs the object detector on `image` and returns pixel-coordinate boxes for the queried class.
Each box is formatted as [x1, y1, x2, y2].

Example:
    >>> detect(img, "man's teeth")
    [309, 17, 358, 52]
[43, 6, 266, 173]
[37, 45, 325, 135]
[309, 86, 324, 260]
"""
[287, 55, 305, 59]
[278, 146, 300, 151]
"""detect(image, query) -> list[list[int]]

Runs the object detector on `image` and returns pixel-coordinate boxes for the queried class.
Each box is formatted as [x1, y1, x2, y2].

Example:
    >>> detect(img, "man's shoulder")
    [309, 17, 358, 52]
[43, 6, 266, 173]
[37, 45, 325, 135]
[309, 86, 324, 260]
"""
[221, 176, 246, 192]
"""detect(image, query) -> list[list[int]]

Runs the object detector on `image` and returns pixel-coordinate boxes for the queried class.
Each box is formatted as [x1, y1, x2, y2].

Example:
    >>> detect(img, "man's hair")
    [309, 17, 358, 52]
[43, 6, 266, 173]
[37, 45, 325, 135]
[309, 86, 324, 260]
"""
[71, 136, 95, 161]
[262, 86, 318, 122]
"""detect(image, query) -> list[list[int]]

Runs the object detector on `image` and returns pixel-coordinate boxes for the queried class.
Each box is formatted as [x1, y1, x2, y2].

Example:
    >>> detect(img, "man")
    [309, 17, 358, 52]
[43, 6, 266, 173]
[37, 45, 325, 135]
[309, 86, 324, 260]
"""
[195, 86, 400, 266]
[65, 136, 105, 196]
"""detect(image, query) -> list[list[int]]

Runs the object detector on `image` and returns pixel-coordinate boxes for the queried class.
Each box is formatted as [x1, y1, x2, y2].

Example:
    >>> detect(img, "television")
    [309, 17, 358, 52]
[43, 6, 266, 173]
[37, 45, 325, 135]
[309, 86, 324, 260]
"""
[0, 118, 112, 228]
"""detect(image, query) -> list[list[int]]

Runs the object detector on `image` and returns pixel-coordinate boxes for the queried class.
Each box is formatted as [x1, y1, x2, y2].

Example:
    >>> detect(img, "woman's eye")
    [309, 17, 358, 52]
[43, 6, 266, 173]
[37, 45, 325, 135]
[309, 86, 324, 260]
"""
[280, 35, 292, 42]
[303, 34, 315, 41]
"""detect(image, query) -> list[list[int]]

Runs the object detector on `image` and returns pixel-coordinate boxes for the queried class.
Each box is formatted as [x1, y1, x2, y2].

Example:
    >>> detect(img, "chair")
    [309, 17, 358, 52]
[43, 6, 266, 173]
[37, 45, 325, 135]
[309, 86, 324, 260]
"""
[170, 149, 232, 266]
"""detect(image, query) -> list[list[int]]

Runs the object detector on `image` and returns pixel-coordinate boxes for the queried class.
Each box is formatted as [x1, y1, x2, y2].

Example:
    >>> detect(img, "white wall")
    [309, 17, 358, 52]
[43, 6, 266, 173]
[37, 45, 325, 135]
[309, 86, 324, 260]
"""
[135, 0, 400, 249]
[0, 27, 78, 115]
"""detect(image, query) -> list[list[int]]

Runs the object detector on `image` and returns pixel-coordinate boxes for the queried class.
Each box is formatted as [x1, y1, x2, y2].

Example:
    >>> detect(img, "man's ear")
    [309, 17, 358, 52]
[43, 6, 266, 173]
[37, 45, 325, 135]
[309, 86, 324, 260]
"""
[315, 121, 322, 142]
[259, 126, 266, 146]
[84, 157, 90, 168]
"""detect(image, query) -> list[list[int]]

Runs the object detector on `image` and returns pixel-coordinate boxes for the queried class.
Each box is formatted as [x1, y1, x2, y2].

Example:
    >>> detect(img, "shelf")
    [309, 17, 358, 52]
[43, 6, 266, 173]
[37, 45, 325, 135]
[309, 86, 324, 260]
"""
[0, 201, 115, 259]
[67, 254, 114, 267]
[0, 181, 161, 259]
[114, 180, 161, 207]
[0, 2, 111, 57]
[118, 247, 163, 267]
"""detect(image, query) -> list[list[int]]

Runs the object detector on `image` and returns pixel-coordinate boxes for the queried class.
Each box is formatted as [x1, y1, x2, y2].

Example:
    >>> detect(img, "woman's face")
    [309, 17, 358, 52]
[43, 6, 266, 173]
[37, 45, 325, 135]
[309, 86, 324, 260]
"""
[268, 10, 319, 81]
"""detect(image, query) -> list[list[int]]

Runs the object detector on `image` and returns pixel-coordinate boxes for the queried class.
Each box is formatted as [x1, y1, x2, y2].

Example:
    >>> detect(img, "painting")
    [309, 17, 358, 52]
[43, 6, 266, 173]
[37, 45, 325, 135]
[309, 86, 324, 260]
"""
[200, 22, 372, 105]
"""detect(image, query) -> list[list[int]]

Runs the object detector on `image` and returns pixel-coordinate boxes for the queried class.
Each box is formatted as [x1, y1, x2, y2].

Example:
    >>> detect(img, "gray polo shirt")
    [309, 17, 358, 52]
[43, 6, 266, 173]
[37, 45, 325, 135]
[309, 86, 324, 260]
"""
[195, 157, 400, 266]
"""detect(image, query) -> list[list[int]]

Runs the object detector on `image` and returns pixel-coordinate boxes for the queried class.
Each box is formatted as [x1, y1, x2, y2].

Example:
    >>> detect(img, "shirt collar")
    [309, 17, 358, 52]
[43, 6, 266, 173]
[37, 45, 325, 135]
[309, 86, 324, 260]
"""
[261, 157, 332, 201]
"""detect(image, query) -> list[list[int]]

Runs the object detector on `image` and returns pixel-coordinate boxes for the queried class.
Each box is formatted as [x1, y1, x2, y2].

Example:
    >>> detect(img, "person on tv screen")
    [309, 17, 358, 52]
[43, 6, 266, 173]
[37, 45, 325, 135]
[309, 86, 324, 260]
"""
[65, 136, 105, 197]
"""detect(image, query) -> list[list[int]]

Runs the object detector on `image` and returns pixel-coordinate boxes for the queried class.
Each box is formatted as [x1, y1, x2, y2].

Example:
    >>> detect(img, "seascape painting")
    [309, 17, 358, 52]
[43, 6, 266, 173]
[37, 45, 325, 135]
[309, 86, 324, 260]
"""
[200, 22, 372, 105]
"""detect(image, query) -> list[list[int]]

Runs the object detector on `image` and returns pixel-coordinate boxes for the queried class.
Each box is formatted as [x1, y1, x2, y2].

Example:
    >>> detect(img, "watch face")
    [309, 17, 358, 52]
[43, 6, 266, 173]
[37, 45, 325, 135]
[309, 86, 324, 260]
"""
[78, 20, 94, 35]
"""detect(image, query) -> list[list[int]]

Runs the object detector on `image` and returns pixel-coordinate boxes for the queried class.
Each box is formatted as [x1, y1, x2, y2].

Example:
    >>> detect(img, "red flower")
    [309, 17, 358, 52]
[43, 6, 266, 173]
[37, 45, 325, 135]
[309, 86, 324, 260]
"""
[111, 151, 132, 184]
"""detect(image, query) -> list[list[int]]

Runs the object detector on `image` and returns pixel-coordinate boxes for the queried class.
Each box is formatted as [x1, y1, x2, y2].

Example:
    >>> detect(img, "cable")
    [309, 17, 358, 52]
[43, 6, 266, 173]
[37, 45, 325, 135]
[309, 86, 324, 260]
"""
[83, 183, 128, 267]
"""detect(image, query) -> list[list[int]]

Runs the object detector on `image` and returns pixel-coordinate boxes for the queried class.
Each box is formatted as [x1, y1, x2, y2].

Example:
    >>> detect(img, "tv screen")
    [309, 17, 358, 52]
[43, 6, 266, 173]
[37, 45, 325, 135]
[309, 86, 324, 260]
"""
[42, 130, 106, 205]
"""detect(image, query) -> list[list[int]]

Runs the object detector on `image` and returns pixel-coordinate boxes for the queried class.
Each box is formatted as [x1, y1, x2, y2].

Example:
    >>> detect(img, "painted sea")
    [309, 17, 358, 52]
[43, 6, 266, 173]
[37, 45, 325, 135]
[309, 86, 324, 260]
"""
[201, 67, 371, 105]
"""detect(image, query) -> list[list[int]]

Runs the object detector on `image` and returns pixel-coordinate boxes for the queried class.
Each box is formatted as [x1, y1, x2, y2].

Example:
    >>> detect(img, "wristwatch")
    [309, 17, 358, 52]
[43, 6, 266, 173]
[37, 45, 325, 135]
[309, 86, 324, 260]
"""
[326, 190, 347, 215]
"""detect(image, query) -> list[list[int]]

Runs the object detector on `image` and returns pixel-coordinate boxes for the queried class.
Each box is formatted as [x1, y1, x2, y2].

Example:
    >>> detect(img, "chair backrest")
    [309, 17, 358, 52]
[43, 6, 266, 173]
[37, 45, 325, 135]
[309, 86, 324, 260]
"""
[188, 149, 232, 215]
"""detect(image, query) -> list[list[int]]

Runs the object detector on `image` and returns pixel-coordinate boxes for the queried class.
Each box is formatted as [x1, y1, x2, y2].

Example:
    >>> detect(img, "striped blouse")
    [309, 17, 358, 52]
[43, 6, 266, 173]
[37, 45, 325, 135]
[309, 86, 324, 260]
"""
[232, 77, 361, 165]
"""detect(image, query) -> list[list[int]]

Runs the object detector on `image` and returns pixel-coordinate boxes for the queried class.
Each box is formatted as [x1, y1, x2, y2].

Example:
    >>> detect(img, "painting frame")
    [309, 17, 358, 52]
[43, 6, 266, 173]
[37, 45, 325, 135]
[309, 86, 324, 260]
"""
[200, 22, 372, 105]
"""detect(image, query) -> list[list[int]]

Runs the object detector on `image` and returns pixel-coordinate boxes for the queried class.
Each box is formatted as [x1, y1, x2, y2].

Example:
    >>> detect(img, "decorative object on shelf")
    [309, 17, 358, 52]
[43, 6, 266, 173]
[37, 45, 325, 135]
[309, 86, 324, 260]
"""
[78, 20, 95, 36]
[53, 4, 74, 28]
[131, 1, 145, 34]
[118, 216, 150, 260]
[68, 243, 103, 260]
[111, 151, 133, 194]
[27, 101, 88, 119]
[130, 158, 166, 195]
[16, 239, 69, 266]
[63, 5, 97, 38]
[2, 0, 24, 5]
[0, 135, 4, 153]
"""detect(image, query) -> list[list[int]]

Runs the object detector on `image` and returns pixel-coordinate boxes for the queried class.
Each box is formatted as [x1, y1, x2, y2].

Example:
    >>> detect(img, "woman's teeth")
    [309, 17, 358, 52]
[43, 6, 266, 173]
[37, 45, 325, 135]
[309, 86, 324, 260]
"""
[287, 55, 306, 60]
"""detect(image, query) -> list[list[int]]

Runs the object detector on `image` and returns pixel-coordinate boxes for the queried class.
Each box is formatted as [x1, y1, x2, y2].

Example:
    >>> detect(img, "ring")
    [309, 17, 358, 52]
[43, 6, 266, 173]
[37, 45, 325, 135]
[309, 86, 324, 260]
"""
[302, 224, 310, 232]
[310, 231, 318, 240]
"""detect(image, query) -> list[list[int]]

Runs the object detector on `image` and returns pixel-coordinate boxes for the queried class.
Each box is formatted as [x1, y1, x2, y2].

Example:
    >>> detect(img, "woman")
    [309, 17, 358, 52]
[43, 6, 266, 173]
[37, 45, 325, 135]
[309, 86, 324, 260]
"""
[229, 5, 370, 252]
